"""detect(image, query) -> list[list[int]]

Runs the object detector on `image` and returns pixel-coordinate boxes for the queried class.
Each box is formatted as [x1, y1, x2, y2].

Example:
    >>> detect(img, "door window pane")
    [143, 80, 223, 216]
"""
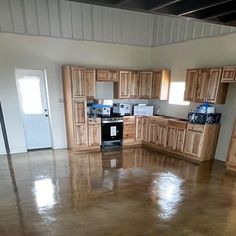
[18, 77, 43, 114]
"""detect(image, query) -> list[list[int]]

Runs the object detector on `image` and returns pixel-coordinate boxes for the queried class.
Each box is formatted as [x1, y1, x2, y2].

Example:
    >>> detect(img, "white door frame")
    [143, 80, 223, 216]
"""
[15, 69, 53, 150]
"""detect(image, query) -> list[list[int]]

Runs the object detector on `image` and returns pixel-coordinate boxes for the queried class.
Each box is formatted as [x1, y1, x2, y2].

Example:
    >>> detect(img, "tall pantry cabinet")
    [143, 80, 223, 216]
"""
[62, 66, 99, 150]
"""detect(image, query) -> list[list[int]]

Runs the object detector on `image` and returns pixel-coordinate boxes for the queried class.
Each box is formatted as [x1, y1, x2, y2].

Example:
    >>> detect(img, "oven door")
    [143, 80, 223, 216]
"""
[102, 121, 123, 141]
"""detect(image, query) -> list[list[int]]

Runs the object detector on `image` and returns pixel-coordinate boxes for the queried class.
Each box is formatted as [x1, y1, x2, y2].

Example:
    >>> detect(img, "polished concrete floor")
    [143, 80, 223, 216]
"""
[1, 147, 236, 236]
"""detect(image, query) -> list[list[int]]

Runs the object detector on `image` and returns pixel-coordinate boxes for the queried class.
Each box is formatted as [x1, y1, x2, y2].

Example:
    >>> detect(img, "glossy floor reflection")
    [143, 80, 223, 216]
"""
[1, 148, 236, 236]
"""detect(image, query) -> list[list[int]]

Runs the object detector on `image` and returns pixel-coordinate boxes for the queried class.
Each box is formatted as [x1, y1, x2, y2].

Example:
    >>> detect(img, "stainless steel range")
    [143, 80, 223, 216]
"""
[101, 117, 123, 148]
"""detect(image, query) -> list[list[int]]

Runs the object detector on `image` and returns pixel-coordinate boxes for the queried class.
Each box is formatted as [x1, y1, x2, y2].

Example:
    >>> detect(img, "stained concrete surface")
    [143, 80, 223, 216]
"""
[0, 147, 236, 236]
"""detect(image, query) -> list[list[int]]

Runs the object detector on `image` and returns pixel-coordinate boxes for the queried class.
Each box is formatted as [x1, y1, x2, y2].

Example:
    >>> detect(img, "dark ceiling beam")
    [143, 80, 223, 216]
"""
[179, 0, 234, 16]
[148, 0, 182, 11]
[205, 9, 236, 20]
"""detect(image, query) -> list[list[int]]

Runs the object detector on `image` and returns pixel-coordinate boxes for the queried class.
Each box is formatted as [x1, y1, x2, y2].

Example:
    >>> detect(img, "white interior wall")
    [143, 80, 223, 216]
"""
[0, 33, 151, 154]
[151, 32, 236, 161]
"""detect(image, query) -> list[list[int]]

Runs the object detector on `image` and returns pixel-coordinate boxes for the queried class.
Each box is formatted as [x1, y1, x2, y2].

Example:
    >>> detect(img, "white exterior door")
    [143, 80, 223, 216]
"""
[16, 69, 52, 150]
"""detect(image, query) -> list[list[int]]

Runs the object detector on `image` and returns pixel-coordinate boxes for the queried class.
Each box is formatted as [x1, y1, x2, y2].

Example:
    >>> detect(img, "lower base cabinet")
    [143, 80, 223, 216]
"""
[88, 118, 101, 147]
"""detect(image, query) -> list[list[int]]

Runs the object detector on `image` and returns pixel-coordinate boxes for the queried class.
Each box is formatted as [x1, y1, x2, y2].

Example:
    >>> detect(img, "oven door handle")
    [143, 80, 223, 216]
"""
[102, 120, 123, 124]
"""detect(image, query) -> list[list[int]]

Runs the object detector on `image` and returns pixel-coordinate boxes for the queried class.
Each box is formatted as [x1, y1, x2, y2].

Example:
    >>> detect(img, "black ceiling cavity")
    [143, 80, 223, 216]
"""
[67, 0, 236, 27]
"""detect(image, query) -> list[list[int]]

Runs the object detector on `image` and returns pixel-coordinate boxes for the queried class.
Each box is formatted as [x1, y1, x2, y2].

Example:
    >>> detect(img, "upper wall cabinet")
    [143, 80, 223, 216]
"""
[96, 69, 119, 82]
[85, 69, 96, 99]
[139, 72, 153, 99]
[114, 71, 139, 99]
[152, 70, 170, 100]
[184, 68, 228, 104]
[71, 67, 86, 98]
[184, 69, 198, 102]
[221, 66, 236, 83]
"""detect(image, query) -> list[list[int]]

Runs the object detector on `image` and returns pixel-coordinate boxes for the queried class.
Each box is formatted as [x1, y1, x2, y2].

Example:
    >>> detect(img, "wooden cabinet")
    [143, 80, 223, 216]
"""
[141, 117, 149, 142]
[207, 68, 228, 104]
[184, 68, 228, 104]
[166, 120, 187, 151]
[118, 71, 130, 98]
[71, 67, 86, 98]
[148, 121, 158, 144]
[75, 124, 88, 148]
[157, 124, 167, 147]
[123, 116, 136, 143]
[226, 120, 236, 171]
[88, 118, 101, 147]
[184, 130, 202, 157]
[152, 70, 170, 100]
[115, 71, 139, 99]
[96, 69, 118, 82]
[129, 71, 139, 98]
[139, 72, 153, 99]
[184, 69, 198, 101]
[221, 66, 236, 83]
[85, 69, 96, 99]
[195, 69, 210, 103]
[135, 117, 142, 141]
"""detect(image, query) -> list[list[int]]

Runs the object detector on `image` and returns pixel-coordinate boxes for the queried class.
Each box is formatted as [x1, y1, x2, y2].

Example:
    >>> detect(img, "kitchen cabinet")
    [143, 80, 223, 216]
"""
[123, 116, 136, 144]
[226, 119, 236, 171]
[148, 121, 158, 144]
[184, 68, 228, 104]
[71, 67, 86, 98]
[166, 120, 187, 151]
[139, 72, 153, 99]
[152, 70, 170, 100]
[75, 124, 88, 148]
[184, 130, 202, 157]
[221, 66, 236, 83]
[184, 69, 198, 102]
[142, 117, 149, 142]
[85, 69, 96, 99]
[157, 124, 167, 147]
[88, 118, 101, 147]
[114, 71, 139, 99]
[96, 69, 119, 82]
[195, 69, 211, 103]
[207, 68, 228, 104]
[135, 117, 142, 141]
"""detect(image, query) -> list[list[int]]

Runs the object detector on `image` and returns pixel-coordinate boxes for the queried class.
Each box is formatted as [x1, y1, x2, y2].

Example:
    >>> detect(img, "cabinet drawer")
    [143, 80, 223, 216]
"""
[168, 120, 187, 129]
[124, 123, 135, 132]
[123, 116, 135, 123]
[187, 124, 204, 132]
[88, 118, 101, 124]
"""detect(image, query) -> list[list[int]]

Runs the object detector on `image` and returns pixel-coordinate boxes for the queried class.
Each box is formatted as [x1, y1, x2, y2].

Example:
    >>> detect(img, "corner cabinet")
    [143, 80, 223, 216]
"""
[184, 68, 228, 104]
[62, 65, 100, 150]
[221, 66, 236, 83]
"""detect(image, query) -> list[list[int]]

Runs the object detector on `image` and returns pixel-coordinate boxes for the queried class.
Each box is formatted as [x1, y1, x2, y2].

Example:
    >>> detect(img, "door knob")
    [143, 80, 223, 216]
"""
[45, 114, 48, 117]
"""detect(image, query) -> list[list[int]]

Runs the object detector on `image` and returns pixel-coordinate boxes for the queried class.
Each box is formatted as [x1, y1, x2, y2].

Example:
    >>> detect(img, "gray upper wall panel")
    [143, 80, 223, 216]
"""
[0, 0, 235, 47]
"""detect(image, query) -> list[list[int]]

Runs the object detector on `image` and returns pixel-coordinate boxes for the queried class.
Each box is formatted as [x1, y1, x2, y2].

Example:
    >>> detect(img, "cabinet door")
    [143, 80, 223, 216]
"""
[184, 131, 202, 157]
[157, 125, 167, 147]
[88, 124, 101, 146]
[136, 117, 142, 140]
[227, 120, 236, 166]
[142, 118, 149, 142]
[123, 123, 135, 143]
[108, 70, 119, 82]
[206, 68, 227, 104]
[71, 67, 86, 98]
[85, 69, 96, 99]
[221, 66, 236, 83]
[129, 71, 139, 98]
[176, 129, 186, 152]
[195, 69, 210, 103]
[148, 122, 158, 144]
[139, 72, 153, 99]
[119, 71, 130, 98]
[152, 70, 170, 100]
[166, 127, 177, 150]
[75, 124, 88, 147]
[73, 100, 86, 124]
[96, 69, 108, 81]
[184, 69, 198, 101]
